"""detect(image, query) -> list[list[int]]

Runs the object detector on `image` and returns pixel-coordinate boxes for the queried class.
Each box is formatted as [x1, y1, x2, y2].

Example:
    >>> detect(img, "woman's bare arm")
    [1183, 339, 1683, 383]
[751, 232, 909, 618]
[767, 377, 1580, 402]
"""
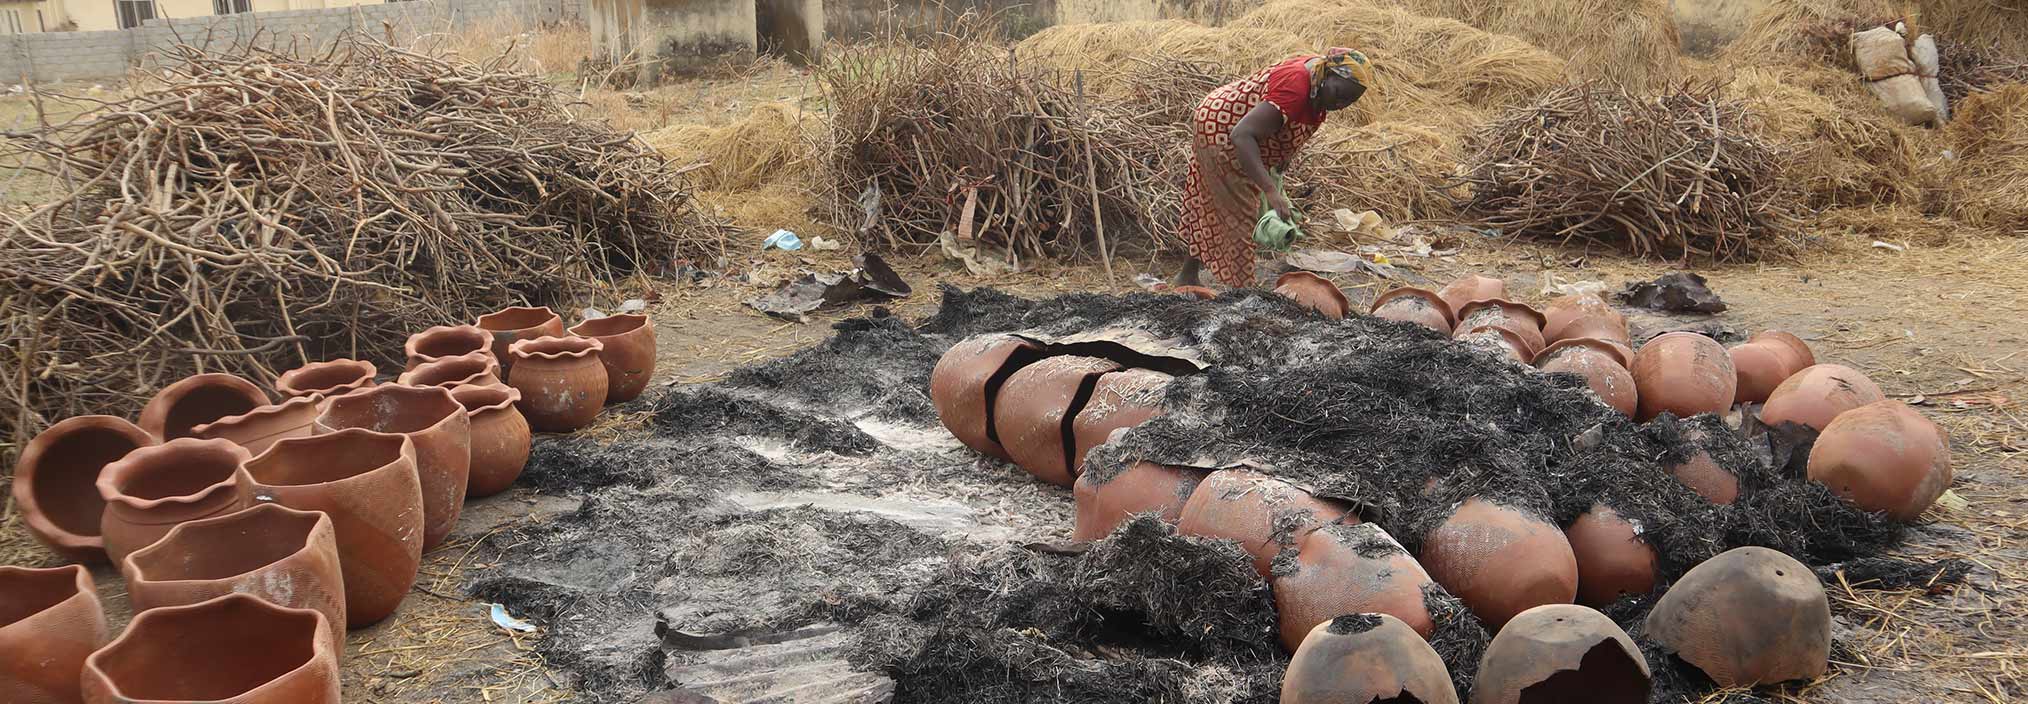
[1231, 101, 1292, 220]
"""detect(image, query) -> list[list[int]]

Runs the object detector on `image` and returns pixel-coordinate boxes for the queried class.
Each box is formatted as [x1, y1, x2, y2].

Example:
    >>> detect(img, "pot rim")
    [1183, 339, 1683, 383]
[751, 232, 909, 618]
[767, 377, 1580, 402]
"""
[510, 335, 604, 361]
[1273, 271, 1350, 313]
[84, 593, 334, 702]
[13, 415, 154, 551]
[1455, 298, 1548, 330]
[568, 313, 649, 339]
[405, 324, 492, 359]
[123, 503, 329, 586]
[396, 351, 502, 388]
[0, 563, 95, 624]
[191, 394, 324, 439]
[312, 384, 465, 436]
[1537, 337, 1632, 369]
[450, 384, 522, 416]
[1370, 286, 1457, 325]
[243, 427, 418, 489]
[95, 438, 248, 513]
[274, 359, 377, 397]
[476, 306, 561, 333]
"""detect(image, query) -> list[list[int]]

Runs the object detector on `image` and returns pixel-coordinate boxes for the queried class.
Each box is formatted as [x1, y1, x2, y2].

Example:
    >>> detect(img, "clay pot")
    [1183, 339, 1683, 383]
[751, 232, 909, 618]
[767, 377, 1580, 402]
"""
[1761, 364, 1886, 431]
[1669, 426, 1739, 505]
[11, 416, 155, 562]
[273, 359, 376, 400]
[1369, 287, 1455, 334]
[1564, 504, 1656, 606]
[1459, 326, 1533, 363]
[122, 504, 346, 652]
[475, 306, 565, 376]
[929, 335, 1048, 461]
[1629, 332, 1736, 422]
[1455, 299, 1547, 356]
[1542, 294, 1621, 343]
[1274, 523, 1436, 650]
[1172, 285, 1218, 300]
[1274, 271, 1351, 320]
[1645, 546, 1829, 687]
[1068, 369, 1171, 473]
[314, 384, 471, 551]
[1436, 274, 1505, 313]
[1557, 312, 1632, 345]
[1176, 469, 1356, 579]
[238, 430, 424, 627]
[1418, 497, 1578, 630]
[1809, 400, 1952, 521]
[570, 314, 657, 403]
[452, 384, 533, 497]
[94, 438, 250, 564]
[1282, 614, 1459, 704]
[1072, 460, 1210, 541]
[82, 593, 340, 704]
[506, 336, 608, 433]
[137, 373, 270, 441]
[1728, 341, 1794, 405]
[1536, 338, 1638, 416]
[0, 565, 109, 703]
[405, 324, 495, 372]
[1471, 604, 1650, 704]
[396, 351, 503, 390]
[993, 355, 1121, 486]
[1751, 330, 1815, 372]
[191, 395, 323, 458]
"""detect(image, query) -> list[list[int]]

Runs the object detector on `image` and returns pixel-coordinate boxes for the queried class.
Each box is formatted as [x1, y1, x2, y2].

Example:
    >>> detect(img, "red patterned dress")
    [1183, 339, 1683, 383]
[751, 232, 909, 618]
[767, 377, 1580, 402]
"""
[1181, 56, 1328, 288]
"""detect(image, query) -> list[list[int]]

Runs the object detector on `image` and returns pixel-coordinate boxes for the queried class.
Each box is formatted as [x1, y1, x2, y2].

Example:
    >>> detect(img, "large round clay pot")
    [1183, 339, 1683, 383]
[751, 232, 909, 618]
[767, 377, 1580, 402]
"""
[476, 306, 565, 377]
[1542, 294, 1620, 344]
[1455, 299, 1547, 357]
[1645, 546, 1829, 687]
[993, 355, 1121, 486]
[569, 314, 657, 404]
[191, 395, 323, 458]
[1176, 469, 1356, 579]
[81, 593, 339, 704]
[238, 430, 424, 627]
[405, 324, 495, 373]
[1418, 497, 1578, 630]
[1282, 614, 1459, 704]
[1751, 330, 1814, 373]
[1728, 340, 1794, 405]
[1472, 604, 1650, 704]
[451, 384, 533, 498]
[1072, 459, 1210, 541]
[1369, 287, 1455, 334]
[1760, 364, 1886, 431]
[1564, 504, 1657, 606]
[1068, 369, 1171, 474]
[94, 438, 250, 564]
[1274, 272, 1351, 320]
[506, 336, 608, 433]
[1274, 523, 1436, 650]
[0, 565, 109, 703]
[273, 359, 376, 400]
[1809, 400, 1952, 521]
[137, 373, 270, 441]
[396, 352, 503, 390]
[11, 416, 154, 562]
[1630, 332, 1736, 422]
[929, 335, 1048, 461]
[1436, 274, 1505, 313]
[313, 384, 470, 551]
[1458, 326, 1533, 363]
[1536, 338, 1638, 416]
[122, 504, 345, 652]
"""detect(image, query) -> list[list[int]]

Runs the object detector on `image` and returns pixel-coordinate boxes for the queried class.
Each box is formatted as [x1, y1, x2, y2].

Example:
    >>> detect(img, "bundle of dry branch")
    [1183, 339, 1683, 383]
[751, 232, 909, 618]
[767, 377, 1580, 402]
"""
[0, 36, 728, 452]
[1458, 82, 1804, 261]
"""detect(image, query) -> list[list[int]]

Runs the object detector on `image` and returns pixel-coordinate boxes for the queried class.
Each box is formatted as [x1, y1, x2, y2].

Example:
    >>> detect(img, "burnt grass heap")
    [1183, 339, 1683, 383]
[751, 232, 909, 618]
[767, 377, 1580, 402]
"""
[471, 285, 1956, 704]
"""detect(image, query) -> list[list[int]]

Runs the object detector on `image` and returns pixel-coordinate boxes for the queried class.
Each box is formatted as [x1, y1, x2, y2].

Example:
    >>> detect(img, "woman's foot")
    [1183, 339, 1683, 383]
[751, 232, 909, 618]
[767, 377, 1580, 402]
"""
[1175, 258, 1206, 288]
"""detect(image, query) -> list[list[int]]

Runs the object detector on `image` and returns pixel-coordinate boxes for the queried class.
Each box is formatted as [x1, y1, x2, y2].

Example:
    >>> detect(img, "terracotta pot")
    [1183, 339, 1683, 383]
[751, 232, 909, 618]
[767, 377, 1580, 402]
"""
[452, 384, 533, 497]
[273, 359, 376, 400]
[1068, 369, 1171, 473]
[1472, 604, 1650, 704]
[1761, 364, 1886, 431]
[506, 336, 608, 433]
[1556, 312, 1632, 345]
[1751, 330, 1815, 373]
[1171, 285, 1218, 300]
[569, 314, 657, 404]
[314, 384, 471, 551]
[1369, 287, 1455, 334]
[993, 355, 1121, 486]
[1645, 546, 1829, 687]
[1274, 523, 1436, 650]
[1629, 332, 1736, 422]
[1669, 425, 1739, 505]
[1542, 294, 1621, 344]
[238, 430, 424, 627]
[396, 352, 503, 390]
[137, 373, 270, 441]
[1436, 274, 1505, 313]
[1458, 326, 1533, 363]
[405, 324, 495, 372]
[1564, 504, 1657, 606]
[1274, 272, 1351, 320]
[0, 565, 109, 704]
[475, 306, 565, 376]
[1282, 614, 1458, 704]
[1536, 339, 1638, 416]
[929, 335, 1049, 461]
[1176, 469, 1356, 579]
[190, 395, 322, 458]
[11, 416, 154, 563]
[1728, 341, 1794, 405]
[95, 438, 250, 564]
[82, 593, 340, 704]
[1809, 400, 1952, 521]
[1455, 299, 1547, 358]
[1072, 459, 1210, 541]
[1418, 497, 1578, 630]
[122, 504, 346, 652]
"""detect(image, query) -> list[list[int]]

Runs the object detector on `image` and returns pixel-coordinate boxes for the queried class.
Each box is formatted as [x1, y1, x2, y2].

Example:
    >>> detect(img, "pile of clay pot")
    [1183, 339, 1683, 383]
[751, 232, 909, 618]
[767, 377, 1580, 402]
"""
[3, 305, 654, 704]
[931, 272, 1953, 704]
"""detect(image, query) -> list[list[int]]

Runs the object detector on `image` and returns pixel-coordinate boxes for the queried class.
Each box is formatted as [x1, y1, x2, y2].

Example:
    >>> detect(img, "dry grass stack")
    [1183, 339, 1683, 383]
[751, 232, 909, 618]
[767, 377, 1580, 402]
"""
[1944, 85, 2028, 232]
[642, 102, 822, 191]
[0, 36, 727, 454]
[1378, 0, 1682, 89]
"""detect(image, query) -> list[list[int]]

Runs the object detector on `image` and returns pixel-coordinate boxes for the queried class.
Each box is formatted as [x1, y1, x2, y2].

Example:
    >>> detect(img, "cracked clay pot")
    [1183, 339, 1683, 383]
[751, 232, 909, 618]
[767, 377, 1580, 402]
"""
[475, 306, 565, 377]
[404, 324, 495, 373]
[137, 373, 270, 442]
[1369, 287, 1455, 334]
[239, 430, 424, 627]
[1274, 522, 1437, 650]
[1274, 271, 1351, 320]
[1630, 332, 1736, 422]
[0, 564, 108, 704]
[451, 384, 534, 498]
[1645, 546, 1829, 687]
[1760, 363, 1885, 432]
[1564, 504, 1657, 606]
[993, 355, 1121, 486]
[1436, 274, 1506, 313]
[273, 359, 377, 400]
[191, 394, 323, 458]
[1072, 458, 1210, 541]
[1176, 469, 1356, 579]
[82, 593, 339, 704]
[396, 351, 502, 390]
[95, 438, 250, 565]
[1455, 299, 1547, 357]
[1418, 497, 1578, 630]
[1471, 604, 1650, 704]
[1808, 400, 1952, 521]
[929, 334, 1048, 461]
[506, 336, 608, 433]
[12, 415, 154, 562]
[1536, 338, 1638, 416]
[122, 503, 345, 653]
[314, 383, 471, 551]
[1282, 614, 1459, 704]
[1069, 368, 1172, 474]
[569, 314, 657, 404]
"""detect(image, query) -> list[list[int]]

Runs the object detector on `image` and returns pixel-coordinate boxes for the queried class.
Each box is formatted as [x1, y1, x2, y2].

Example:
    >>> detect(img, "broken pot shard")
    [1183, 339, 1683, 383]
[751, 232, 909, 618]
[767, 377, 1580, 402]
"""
[1563, 504, 1657, 606]
[0, 564, 109, 704]
[11, 415, 155, 563]
[1418, 497, 1578, 630]
[1644, 546, 1830, 687]
[1630, 332, 1736, 422]
[992, 355, 1121, 486]
[1176, 469, 1356, 579]
[1274, 271, 1351, 320]
[1535, 338, 1638, 417]
[1282, 614, 1459, 704]
[1760, 363, 1886, 432]
[1369, 286, 1456, 334]
[1808, 400, 1952, 521]
[1274, 523, 1437, 651]
[1068, 368, 1172, 473]
[929, 334, 1048, 461]
[1470, 604, 1650, 704]
[1072, 459, 1210, 541]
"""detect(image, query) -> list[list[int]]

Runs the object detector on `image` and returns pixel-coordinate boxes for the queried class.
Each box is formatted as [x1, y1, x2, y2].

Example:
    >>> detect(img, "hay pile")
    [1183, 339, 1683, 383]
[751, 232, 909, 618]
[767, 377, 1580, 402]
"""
[1944, 85, 2028, 232]
[1374, 0, 1682, 90]
[0, 37, 726, 452]
[1724, 64, 1940, 211]
[642, 102, 820, 192]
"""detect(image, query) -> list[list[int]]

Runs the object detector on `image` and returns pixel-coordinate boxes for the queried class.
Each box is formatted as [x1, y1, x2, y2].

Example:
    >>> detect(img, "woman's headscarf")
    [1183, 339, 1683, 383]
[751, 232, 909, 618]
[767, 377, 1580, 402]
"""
[1310, 47, 1375, 98]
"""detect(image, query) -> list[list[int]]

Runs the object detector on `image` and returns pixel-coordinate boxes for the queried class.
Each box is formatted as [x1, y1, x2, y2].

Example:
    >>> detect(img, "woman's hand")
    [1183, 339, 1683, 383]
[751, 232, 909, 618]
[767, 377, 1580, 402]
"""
[1267, 191, 1296, 224]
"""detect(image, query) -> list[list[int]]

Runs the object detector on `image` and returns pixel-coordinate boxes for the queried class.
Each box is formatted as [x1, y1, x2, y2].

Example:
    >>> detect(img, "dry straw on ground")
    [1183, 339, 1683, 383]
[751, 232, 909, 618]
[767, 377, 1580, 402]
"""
[1380, 0, 1682, 89]
[642, 102, 823, 191]
[1943, 85, 2028, 233]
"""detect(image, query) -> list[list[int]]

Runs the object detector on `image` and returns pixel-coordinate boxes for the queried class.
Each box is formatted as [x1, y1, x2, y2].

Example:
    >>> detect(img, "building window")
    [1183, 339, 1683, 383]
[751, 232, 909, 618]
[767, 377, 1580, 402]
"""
[212, 0, 251, 12]
[114, 0, 156, 29]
